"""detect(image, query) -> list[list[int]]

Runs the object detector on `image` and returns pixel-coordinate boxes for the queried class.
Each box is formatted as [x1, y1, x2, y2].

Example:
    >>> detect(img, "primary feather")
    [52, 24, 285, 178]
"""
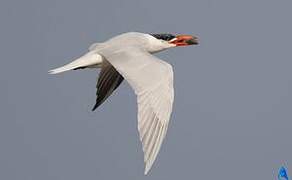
[99, 45, 174, 174]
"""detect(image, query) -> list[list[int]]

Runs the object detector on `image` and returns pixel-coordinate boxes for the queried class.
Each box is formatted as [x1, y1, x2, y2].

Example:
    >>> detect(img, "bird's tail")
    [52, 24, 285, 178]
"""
[48, 51, 103, 74]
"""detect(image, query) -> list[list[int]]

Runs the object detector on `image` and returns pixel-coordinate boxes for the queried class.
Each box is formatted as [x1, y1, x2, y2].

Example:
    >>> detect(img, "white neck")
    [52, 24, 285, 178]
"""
[144, 34, 175, 53]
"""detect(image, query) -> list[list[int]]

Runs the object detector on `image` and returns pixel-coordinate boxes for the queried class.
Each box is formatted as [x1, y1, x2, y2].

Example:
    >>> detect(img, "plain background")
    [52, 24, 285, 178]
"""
[0, 0, 291, 179]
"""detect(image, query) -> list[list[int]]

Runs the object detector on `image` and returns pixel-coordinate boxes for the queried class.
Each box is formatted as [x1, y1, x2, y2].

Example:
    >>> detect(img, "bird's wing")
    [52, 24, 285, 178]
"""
[101, 47, 174, 174]
[92, 61, 124, 111]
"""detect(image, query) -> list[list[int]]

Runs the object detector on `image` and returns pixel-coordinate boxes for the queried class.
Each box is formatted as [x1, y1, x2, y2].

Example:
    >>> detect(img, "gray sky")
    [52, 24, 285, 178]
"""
[0, 0, 291, 179]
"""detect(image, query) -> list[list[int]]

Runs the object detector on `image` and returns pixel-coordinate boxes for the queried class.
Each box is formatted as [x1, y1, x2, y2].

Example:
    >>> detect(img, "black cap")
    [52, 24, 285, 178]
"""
[150, 33, 176, 41]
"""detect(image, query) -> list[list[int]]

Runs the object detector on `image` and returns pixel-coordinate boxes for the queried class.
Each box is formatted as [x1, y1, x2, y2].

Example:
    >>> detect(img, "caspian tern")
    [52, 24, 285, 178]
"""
[49, 32, 198, 174]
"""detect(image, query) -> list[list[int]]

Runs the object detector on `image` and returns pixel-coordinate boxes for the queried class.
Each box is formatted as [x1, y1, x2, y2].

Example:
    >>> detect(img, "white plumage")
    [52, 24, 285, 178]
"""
[49, 51, 104, 74]
[99, 46, 174, 174]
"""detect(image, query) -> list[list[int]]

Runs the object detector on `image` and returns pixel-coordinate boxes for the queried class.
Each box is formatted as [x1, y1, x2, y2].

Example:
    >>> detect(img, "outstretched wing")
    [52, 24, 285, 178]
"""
[100, 47, 174, 174]
[92, 61, 124, 111]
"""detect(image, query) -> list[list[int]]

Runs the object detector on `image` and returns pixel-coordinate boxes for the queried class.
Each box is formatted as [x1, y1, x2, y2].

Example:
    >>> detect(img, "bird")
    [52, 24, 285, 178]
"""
[49, 32, 198, 174]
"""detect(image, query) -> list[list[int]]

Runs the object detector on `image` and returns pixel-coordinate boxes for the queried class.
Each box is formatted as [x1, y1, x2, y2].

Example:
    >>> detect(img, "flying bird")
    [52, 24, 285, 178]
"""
[49, 32, 198, 174]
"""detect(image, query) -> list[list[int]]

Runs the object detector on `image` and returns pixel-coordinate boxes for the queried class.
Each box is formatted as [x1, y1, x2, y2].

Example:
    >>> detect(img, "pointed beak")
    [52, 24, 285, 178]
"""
[169, 35, 199, 46]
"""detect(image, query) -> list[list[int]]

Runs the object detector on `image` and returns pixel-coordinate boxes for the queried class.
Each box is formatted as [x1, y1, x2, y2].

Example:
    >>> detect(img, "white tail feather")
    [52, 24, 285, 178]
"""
[49, 51, 103, 74]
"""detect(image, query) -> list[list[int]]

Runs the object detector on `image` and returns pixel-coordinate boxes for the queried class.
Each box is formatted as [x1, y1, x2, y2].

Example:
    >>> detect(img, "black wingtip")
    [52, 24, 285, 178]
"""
[73, 66, 86, 70]
[92, 104, 98, 111]
[92, 64, 124, 112]
[92, 100, 102, 111]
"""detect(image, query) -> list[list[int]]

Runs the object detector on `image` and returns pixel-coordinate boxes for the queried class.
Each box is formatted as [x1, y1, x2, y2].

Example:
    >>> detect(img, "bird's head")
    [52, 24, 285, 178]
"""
[147, 33, 198, 52]
[151, 33, 198, 46]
